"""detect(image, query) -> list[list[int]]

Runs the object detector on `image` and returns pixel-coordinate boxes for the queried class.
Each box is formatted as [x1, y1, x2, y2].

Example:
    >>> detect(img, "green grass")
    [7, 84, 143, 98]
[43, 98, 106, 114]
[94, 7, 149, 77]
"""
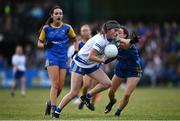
[0, 87, 180, 120]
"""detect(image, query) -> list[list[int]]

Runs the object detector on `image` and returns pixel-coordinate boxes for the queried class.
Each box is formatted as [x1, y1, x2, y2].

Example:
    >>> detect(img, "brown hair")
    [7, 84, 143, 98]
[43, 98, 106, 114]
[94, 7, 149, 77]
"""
[100, 20, 120, 37]
[120, 26, 129, 39]
[39, 6, 62, 32]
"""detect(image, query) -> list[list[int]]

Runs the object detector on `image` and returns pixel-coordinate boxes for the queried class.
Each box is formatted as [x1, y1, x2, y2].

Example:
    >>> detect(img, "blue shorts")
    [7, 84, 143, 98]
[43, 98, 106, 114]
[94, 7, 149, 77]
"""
[45, 59, 67, 69]
[70, 60, 101, 75]
[114, 61, 142, 78]
[14, 70, 25, 80]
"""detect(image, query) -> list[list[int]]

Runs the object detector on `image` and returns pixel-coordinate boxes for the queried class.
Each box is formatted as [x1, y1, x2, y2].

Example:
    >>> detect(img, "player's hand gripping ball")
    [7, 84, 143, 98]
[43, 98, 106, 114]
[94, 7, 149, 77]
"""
[104, 44, 118, 58]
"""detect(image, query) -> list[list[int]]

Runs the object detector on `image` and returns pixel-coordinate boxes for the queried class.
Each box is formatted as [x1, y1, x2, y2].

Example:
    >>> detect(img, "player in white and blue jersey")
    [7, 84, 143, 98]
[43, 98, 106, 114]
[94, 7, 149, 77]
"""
[53, 20, 132, 118]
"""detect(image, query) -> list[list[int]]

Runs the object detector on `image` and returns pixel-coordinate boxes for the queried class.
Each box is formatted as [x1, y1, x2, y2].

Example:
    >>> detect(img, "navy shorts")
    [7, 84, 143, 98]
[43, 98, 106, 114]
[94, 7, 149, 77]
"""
[70, 60, 101, 76]
[14, 70, 25, 80]
[114, 61, 142, 78]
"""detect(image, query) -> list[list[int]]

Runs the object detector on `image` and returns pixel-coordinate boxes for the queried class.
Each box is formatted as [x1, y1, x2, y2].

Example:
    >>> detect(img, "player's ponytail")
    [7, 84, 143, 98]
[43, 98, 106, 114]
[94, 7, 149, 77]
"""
[100, 23, 107, 36]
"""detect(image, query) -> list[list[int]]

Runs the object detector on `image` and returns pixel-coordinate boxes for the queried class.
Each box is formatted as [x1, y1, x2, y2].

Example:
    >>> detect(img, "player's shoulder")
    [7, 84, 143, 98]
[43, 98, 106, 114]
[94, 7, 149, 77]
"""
[91, 33, 101, 40]
[12, 54, 18, 60]
[42, 25, 50, 32]
[94, 34, 106, 44]
[62, 23, 72, 28]
[12, 54, 17, 58]
[43, 25, 50, 30]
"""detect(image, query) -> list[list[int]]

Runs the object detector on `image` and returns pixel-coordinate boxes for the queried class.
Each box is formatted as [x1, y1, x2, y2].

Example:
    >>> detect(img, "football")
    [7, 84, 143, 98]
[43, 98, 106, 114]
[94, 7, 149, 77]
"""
[104, 44, 118, 58]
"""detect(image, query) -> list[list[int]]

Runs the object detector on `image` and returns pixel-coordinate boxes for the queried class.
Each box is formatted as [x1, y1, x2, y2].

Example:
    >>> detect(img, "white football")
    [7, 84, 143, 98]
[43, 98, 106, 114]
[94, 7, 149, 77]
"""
[104, 44, 118, 58]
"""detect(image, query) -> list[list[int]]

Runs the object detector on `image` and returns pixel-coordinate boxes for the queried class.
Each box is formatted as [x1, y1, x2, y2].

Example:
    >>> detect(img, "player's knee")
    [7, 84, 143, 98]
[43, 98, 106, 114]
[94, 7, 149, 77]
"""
[52, 84, 59, 90]
[52, 79, 60, 87]
[69, 91, 78, 98]
[104, 81, 112, 88]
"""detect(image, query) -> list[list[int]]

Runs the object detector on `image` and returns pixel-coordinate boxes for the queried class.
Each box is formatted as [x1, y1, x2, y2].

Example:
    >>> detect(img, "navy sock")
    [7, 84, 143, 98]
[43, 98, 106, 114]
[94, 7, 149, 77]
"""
[55, 107, 61, 114]
[86, 93, 92, 99]
[116, 108, 121, 113]
[110, 98, 116, 102]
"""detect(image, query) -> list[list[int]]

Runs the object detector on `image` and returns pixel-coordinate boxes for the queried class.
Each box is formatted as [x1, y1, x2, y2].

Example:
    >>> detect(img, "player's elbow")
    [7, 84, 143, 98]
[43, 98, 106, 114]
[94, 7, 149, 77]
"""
[88, 54, 93, 61]
[88, 53, 96, 61]
[88, 49, 98, 61]
[37, 40, 44, 49]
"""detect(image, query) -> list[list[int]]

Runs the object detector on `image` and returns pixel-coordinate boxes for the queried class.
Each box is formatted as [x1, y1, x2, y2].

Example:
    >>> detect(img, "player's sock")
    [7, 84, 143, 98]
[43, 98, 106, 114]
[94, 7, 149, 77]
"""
[115, 108, 121, 116]
[104, 98, 117, 113]
[86, 93, 92, 99]
[53, 107, 61, 118]
[55, 107, 61, 114]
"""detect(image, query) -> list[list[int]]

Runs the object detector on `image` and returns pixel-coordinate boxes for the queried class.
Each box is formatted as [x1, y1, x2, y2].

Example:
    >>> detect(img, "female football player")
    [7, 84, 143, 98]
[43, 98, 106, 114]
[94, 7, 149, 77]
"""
[37, 6, 78, 116]
[53, 20, 135, 118]
[104, 26, 142, 117]
[77, 24, 99, 110]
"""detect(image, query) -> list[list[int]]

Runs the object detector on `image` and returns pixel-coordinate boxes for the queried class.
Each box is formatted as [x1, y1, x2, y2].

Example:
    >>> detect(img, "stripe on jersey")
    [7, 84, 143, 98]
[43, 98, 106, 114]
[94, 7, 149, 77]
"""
[75, 55, 89, 65]
[95, 43, 103, 50]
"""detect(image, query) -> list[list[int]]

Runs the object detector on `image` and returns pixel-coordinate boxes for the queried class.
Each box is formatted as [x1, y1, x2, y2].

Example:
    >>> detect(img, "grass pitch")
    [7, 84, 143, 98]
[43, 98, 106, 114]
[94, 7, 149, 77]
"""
[0, 87, 180, 120]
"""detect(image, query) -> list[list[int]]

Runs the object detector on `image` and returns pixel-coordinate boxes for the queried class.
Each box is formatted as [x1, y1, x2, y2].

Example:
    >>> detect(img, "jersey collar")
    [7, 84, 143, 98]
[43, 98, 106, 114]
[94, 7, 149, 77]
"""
[50, 22, 63, 28]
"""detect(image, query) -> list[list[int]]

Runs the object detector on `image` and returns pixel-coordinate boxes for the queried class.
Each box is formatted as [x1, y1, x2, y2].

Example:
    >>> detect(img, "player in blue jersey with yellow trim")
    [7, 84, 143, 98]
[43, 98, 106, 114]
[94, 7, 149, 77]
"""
[37, 6, 78, 116]
[104, 26, 142, 117]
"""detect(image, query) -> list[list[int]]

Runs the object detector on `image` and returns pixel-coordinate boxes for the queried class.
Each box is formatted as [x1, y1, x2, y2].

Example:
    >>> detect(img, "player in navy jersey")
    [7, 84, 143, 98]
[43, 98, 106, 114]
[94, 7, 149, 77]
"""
[37, 6, 78, 116]
[104, 26, 142, 117]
